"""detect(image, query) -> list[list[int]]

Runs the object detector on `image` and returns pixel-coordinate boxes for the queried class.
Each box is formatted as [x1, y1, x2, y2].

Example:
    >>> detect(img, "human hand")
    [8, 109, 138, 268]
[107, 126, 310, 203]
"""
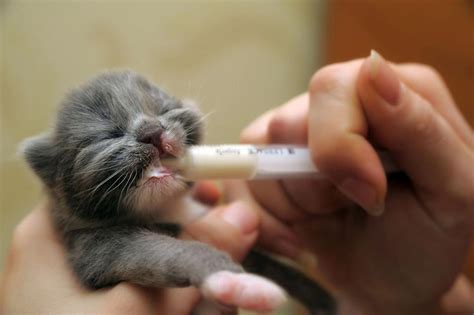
[0, 182, 260, 315]
[239, 51, 474, 315]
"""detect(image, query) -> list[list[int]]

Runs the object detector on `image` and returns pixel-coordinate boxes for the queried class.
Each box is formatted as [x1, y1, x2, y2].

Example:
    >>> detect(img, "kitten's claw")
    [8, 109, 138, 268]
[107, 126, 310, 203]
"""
[201, 271, 287, 312]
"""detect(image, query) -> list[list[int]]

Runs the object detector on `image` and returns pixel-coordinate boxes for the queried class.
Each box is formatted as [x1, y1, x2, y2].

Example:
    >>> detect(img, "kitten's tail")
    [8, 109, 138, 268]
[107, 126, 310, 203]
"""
[243, 250, 336, 315]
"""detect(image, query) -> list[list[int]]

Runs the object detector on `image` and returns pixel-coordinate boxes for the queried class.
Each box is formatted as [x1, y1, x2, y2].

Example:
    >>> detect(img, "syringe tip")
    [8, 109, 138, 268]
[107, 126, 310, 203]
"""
[161, 157, 183, 171]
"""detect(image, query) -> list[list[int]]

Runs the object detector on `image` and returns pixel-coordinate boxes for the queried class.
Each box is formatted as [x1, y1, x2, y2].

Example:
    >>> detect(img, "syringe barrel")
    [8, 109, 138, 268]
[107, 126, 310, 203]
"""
[178, 145, 257, 180]
[177, 145, 319, 180]
[166, 145, 397, 181]
[251, 146, 320, 179]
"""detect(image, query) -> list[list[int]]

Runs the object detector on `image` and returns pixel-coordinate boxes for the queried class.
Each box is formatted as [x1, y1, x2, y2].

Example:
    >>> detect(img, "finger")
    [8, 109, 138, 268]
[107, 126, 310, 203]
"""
[240, 108, 276, 144]
[280, 179, 352, 215]
[357, 51, 474, 214]
[265, 95, 354, 215]
[308, 59, 387, 215]
[154, 287, 201, 315]
[223, 180, 302, 258]
[4, 205, 159, 315]
[240, 93, 308, 145]
[192, 180, 221, 206]
[7, 203, 81, 289]
[242, 93, 350, 217]
[97, 283, 157, 315]
[441, 275, 474, 313]
[265, 93, 309, 145]
[395, 63, 473, 148]
[184, 201, 259, 261]
[241, 94, 311, 220]
[247, 180, 309, 221]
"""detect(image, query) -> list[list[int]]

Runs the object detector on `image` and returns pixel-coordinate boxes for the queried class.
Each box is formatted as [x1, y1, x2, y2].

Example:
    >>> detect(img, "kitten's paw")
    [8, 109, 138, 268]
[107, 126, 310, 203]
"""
[201, 271, 287, 312]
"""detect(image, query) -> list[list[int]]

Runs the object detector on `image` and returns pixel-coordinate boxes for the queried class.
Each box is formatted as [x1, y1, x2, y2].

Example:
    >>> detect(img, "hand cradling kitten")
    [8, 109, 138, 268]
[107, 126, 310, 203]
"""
[23, 70, 335, 314]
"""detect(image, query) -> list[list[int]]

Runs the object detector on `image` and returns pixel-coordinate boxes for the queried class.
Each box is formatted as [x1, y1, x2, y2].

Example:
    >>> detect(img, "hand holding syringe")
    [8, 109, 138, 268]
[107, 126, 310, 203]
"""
[162, 145, 398, 181]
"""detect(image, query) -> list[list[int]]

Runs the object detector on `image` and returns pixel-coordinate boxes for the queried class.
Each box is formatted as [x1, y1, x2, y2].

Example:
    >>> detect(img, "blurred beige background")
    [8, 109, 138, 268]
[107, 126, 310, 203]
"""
[0, 0, 325, 313]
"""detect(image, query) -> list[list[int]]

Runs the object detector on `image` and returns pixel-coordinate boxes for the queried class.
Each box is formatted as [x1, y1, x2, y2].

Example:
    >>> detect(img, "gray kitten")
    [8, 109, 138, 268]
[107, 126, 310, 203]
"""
[23, 70, 335, 314]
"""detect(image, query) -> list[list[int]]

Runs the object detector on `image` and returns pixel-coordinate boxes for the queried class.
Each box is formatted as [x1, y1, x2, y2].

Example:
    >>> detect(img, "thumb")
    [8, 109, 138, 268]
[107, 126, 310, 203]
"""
[184, 201, 259, 261]
[357, 51, 474, 205]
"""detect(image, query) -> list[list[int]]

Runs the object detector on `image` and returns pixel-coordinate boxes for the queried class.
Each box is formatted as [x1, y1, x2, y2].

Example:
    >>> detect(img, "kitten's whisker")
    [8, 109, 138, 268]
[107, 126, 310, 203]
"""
[93, 170, 131, 212]
[117, 170, 136, 214]
[74, 167, 128, 211]
[174, 174, 186, 181]
[97, 169, 130, 200]
[76, 164, 130, 197]
[197, 110, 214, 125]
[61, 163, 119, 179]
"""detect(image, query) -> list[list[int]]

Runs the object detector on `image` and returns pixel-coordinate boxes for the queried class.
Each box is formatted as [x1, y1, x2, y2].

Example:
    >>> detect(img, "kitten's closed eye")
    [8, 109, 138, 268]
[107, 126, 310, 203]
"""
[108, 129, 125, 139]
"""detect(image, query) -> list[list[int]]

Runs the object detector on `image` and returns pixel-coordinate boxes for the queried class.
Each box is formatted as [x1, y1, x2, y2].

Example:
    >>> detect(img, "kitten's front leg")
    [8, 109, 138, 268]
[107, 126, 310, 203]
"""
[65, 226, 286, 312]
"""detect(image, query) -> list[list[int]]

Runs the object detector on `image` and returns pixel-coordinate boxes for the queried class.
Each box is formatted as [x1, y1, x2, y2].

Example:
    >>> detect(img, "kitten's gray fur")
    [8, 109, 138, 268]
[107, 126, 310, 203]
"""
[23, 70, 335, 314]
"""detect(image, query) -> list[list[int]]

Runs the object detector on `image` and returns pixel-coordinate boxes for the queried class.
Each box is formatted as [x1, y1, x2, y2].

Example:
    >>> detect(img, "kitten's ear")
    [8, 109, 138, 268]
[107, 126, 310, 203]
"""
[21, 133, 57, 187]
[180, 99, 203, 145]
[181, 98, 201, 112]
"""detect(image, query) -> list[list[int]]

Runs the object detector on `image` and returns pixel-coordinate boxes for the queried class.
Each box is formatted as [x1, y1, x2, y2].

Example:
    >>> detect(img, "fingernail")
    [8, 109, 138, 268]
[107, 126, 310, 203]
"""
[221, 202, 258, 235]
[369, 49, 401, 106]
[338, 177, 385, 216]
[371, 201, 385, 216]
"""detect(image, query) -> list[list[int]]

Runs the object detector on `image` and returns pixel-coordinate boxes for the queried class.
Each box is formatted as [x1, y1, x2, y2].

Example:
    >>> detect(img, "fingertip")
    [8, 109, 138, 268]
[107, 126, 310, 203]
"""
[240, 110, 274, 144]
[267, 112, 307, 145]
[241, 93, 309, 145]
[219, 201, 260, 236]
[187, 203, 259, 261]
[358, 50, 401, 109]
[258, 210, 303, 258]
[193, 181, 221, 206]
[358, 50, 472, 201]
[216, 201, 260, 260]
[222, 180, 303, 258]
[267, 94, 309, 144]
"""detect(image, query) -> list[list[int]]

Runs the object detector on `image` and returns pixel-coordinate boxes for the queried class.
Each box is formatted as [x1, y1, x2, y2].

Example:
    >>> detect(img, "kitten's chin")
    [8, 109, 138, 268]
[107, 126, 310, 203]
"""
[128, 167, 187, 217]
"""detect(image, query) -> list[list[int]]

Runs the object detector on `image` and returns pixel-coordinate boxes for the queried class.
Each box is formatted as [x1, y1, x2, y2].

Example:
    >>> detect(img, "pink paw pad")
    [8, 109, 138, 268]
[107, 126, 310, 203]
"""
[201, 271, 287, 312]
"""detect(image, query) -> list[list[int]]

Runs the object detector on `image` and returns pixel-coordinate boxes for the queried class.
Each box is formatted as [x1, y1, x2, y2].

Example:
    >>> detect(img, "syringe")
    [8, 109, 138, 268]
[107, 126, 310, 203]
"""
[162, 145, 398, 181]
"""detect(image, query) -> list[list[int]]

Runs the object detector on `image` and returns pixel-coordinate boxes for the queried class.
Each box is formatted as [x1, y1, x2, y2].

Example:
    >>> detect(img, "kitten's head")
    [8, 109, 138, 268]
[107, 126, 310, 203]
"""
[23, 70, 203, 220]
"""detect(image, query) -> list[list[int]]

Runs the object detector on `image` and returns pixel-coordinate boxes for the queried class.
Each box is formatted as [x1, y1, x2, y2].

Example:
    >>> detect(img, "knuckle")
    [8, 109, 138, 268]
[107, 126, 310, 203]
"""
[310, 136, 341, 170]
[308, 64, 347, 96]
[413, 64, 444, 83]
[11, 218, 34, 251]
[412, 100, 435, 136]
[403, 63, 446, 89]
[402, 94, 443, 147]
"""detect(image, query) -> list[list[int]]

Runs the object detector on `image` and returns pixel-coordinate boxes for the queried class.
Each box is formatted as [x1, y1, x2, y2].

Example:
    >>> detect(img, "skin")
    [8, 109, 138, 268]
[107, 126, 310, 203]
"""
[1, 54, 473, 315]
[239, 53, 474, 315]
[0, 182, 260, 315]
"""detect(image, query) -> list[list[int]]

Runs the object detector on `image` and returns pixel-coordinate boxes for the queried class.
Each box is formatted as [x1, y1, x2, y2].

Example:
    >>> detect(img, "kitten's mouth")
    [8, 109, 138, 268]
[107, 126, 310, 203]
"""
[138, 159, 176, 186]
